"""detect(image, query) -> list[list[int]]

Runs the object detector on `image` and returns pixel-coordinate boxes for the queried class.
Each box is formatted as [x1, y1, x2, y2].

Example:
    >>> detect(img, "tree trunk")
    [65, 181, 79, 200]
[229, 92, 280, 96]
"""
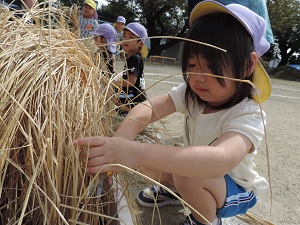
[149, 38, 164, 56]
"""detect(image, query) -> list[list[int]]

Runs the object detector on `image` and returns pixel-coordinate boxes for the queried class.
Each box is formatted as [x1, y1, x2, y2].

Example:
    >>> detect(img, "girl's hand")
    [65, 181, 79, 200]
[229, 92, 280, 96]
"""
[73, 136, 138, 174]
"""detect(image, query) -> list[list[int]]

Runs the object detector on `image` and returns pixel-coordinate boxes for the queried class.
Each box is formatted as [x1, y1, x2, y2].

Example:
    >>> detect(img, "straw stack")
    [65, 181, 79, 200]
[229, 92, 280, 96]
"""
[0, 6, 121, 224]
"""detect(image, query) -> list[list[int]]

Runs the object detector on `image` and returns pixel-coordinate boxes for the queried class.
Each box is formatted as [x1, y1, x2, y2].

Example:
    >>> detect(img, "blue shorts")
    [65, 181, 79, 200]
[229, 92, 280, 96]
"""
[216, 175, 257, 218]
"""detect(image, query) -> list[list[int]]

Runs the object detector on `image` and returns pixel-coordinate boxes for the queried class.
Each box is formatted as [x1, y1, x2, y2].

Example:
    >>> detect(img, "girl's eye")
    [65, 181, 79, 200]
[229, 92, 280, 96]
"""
[188, 63, 196, 68]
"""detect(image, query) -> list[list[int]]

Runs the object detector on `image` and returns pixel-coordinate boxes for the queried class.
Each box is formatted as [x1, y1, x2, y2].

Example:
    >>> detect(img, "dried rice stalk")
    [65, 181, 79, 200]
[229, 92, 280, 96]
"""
[0, 5, 128, 225]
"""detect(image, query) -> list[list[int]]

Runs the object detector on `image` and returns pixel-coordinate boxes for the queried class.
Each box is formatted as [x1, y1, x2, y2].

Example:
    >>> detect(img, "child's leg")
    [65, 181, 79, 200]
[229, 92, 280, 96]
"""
[175, 175, 257, 224]
[138, 167, 174, 185]
[173, 174, 226, 224]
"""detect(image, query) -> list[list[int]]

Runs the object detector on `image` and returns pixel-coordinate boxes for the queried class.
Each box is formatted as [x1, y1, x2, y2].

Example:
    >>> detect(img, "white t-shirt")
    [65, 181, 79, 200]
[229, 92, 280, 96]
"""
[169, 83, 269, 195]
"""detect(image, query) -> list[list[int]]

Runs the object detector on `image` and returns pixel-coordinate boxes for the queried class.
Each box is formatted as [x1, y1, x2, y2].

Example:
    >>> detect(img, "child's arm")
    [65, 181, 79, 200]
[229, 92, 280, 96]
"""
[74, 130, 251, 177]
[119, 73, 137, 87]
[115, 93, 176, 140]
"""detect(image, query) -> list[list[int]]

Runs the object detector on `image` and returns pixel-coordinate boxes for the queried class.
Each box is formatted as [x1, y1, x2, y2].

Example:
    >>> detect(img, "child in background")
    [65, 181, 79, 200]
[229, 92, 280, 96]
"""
[113, 16, 126, 52]
[115, 22, 148, 116]
[79, 0, 98, 38]
[74, 1, 271, 225]
[92, 23, 117, 74]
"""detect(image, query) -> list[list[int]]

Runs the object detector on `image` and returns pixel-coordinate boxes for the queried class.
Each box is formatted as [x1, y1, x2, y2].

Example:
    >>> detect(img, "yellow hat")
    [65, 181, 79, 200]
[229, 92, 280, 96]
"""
[83, 0, 96, 11]
[190, 1, 272, 103]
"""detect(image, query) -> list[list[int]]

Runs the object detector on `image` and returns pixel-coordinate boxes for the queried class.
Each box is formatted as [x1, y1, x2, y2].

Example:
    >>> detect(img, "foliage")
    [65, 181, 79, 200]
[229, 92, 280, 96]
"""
[269, 65, 300, 82]
[267, 0, 300, 65]
[54, 0, 300, 64]
[58, 0, 81, 7]
[99, 0, 189, 56]
[98, 0, 138, 23]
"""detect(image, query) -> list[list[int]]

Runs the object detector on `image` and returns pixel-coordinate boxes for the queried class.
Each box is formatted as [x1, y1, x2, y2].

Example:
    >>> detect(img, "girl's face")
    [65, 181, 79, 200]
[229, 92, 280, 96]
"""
[187, 55, 235, 107]
[82, 4, 95, 19]
[116, 22, 125, 32]
[94, 36, 106, 46]
[122, 30, 142, 55]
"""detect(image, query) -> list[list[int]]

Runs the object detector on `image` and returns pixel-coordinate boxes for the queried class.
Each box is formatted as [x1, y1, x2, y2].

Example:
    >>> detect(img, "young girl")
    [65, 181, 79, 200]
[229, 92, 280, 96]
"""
[74, 1, 271, 224]
[115, 22, 148, 116]
[79, 0, 98, 38]
[92, 23, 117, 74]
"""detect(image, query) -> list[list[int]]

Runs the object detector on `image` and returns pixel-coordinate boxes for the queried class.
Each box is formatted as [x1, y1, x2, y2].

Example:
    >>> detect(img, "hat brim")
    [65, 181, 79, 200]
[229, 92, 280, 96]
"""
[190, 1, 230, 26]
[252, 61, 272, 103]
[106, 39, 116, 54]
[140, 44, 148, 58]
[190, 1, 271, 103]
[84, 2, 96, 10]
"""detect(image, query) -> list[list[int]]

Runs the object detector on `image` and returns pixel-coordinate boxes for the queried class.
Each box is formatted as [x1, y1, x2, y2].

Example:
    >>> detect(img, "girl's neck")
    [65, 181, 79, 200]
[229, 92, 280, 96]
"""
[126, 50, 140, 58]
[203, 104, 221, 114]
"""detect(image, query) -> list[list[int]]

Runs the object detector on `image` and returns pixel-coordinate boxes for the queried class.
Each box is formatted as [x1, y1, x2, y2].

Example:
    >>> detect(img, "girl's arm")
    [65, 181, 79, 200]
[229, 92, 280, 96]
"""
[115, 93, 176, 140]
[74, 130, 251, 178]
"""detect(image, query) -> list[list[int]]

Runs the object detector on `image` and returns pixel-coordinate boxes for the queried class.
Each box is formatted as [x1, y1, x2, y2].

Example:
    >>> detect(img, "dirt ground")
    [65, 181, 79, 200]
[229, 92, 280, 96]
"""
[115, 61, 300, 225]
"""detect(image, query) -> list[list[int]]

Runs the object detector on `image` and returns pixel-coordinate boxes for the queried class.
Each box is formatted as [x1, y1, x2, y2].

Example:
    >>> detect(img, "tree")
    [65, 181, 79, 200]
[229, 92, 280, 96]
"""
[98, 0, 139, 23]
[267, 0, 300, 65]
[58, 0, 81, 7]
[99, 0, 189, 56]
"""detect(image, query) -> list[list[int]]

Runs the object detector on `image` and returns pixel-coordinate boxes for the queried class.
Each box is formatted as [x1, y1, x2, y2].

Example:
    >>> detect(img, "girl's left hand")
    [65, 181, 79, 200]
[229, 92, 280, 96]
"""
[73, 136, 138, 174]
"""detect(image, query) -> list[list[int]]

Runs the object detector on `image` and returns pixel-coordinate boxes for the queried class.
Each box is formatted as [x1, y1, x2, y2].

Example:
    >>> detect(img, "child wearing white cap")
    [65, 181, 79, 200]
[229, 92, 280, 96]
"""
[74, 1, 271, 225]
[114, 16, 126, 53]
[114, 16, 126, 42]
[115, 22, 148, 116]
[79, 0, 98, 38]
[92, 23, 117, 74]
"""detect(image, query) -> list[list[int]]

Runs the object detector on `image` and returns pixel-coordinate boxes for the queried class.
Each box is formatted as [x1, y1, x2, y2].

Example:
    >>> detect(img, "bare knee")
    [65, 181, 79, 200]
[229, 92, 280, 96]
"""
[138, 167, 174, 184]
[173, 175, 226, 210]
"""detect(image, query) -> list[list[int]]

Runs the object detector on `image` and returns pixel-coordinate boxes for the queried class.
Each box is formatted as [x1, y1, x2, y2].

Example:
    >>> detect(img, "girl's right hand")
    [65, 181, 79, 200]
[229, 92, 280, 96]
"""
[73, 136, 140, 174]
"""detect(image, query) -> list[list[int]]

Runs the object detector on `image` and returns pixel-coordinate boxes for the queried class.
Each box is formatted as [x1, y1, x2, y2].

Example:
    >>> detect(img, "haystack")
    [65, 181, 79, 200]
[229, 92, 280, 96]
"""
[0, 5, 131, 224]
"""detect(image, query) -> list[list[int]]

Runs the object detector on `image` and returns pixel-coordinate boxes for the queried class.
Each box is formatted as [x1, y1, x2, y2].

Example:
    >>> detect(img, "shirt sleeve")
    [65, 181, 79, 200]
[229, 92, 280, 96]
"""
[168, 83, 187, 114]
[126, 55, 141, 77]
[222, 101, 266, 149]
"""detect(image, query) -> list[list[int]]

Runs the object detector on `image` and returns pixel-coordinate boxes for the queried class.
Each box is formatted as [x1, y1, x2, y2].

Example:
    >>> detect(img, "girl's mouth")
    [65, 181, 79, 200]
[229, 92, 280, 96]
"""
[195, 87, 208, 93]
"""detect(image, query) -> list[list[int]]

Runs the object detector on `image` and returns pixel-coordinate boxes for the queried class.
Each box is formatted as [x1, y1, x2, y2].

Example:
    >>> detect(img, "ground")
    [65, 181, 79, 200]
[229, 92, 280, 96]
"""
[114, 61, 300, 225]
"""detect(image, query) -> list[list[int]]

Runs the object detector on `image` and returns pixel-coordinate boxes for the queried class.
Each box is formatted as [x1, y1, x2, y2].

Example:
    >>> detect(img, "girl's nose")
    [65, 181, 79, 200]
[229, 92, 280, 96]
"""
[195, 73, 207, 82]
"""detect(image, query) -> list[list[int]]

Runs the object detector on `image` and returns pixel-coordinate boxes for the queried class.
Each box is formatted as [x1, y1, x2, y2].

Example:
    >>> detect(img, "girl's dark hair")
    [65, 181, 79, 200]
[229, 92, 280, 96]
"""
[182, 13, 255, 111]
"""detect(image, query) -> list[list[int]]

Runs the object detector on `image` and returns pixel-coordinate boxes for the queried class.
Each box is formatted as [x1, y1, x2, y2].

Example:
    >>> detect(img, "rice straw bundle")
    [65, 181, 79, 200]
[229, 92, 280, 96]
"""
[0, 6, 124, 225]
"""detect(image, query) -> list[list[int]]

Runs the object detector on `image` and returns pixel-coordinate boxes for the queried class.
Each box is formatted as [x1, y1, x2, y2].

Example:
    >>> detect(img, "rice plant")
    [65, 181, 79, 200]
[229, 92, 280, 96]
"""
[0, 4, 126, 224]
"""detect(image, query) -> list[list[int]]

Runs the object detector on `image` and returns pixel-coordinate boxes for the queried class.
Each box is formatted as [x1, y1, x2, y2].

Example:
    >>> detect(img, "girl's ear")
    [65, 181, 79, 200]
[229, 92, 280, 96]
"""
[138, 41, 144, 48]
[244, 52, 258, 78]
